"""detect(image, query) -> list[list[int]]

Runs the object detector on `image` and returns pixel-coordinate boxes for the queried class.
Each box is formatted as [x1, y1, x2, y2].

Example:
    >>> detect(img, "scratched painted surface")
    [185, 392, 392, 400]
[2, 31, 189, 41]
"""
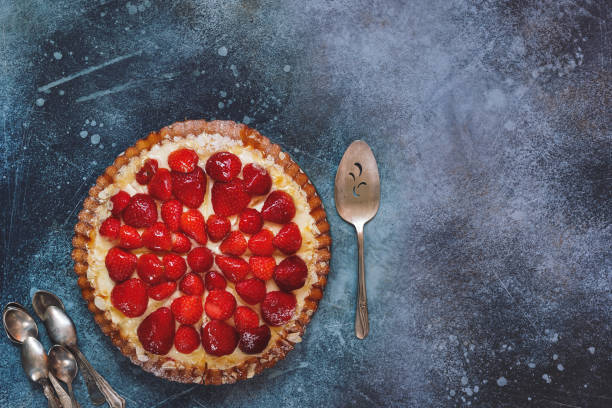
[1, 0, 610, 407]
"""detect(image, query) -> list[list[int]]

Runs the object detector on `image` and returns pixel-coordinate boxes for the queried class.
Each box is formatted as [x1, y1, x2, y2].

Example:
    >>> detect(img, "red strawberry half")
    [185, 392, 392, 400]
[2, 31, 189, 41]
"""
[273, 222, 302, 255]
[220, 231, 247, 256]
[137, 253, 165, 285]
[187, 247, 213, 273]
[180, 209, 207, 245]
[142, 222, 173, 251]
[99, 217, 120, 240]
[171, 232, 192, 253]
[171, 167, 206, 208]
[163, 253, 187, 281]
[171, 295, 203, 325]
[110, 278, 148, 317]
[204, 290, 236, 320]
[249, 256, 276, 281]
[274, 255, 308, 291]
[211, 179, 250, 216]
[161, 199, 182, 232]
[238, 325, 271, 354]
[235, 278, 266, 304]
[137, 307, 175, 355]
[110, 190, 131, 216]
[118, 225, 142, 249]
[204, 271, 226, 291]
[261, 291, 296, 326]
[201, 320, 238, 356]
[135, 158, 158, 185]
[105, 247, 137, 282]
[179, 272, 204, 296]
[122, 194, 157, 228]
[239, 208, 263, 234]
[247, 229, 275, 256]
[168, 148, 199, 173]
[242, 163, 272, 196]
[234, 306, 259, 332]
[174, 325, 200, 354]
[215, 255, 250, 283]
[261, 191, 295, 224]
[148, 168, 173, 201]
[206, 214, 230, 242]
[205, 151, 242, 182]
[147, 281, 177, 300]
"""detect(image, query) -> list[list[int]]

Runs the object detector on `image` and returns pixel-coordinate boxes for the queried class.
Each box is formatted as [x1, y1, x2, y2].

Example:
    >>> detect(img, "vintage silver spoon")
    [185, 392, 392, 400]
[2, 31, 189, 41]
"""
[3, 304, 38, 344]
[42, 306, 125, 408]
[49, 345, 81, 408]
[21, 336, 62, 408]
[335, 140, 380, 339]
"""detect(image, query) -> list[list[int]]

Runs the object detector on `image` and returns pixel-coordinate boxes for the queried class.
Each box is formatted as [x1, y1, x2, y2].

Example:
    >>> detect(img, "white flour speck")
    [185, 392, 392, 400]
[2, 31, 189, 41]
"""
[220, 90, 227, 97]
[85, 119, 90, 124]
[91, 120, 97, 126]
[90, 134, 100, 144]
[58, 90, 65, 96]
[496, 377, 507, 387]
[542, 374, 552, 384]
[230, 64, 238, 77]
[557, 364, 564, 371]
[473, 386, 479, 393]
[218, 102, 224, 109]
[283, 64, 291, 72]
[53, 51, 63, 60]
[218, 46, 228, 56]
[112, 142, 116, 147]
[553, 354, 558, 360]
[79, 131, 88, 138]
[587, 347, 595, 354]
[460, 376, 468, 386]
[242, 115, 252, 125]
[35, 98, 45, 107]
[528, 362, 536, 368]
[449, 390, 456, 397]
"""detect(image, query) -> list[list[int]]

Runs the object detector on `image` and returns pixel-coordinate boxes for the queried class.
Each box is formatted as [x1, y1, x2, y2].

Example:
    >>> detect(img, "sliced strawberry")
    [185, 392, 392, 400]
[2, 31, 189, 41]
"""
[234, 306, 259, 332]
[242, 163, 272, 196]
[99, 217, 120, 240]
[273, 222, 302, 254]
[204, 290, 236, 320]
[247, 229, 275, 256]
[206, 214, 230, 242]
[201, 320, 238, 356]
[261, 191, 296, 224]
[180, 209, 207, 244]
[141, 222, 173, 251]
[249, 256, 276, 281]
[110, 190, 131, 216]
[238, 325, 271, 354]
[238, 208, 263, 234]
[235, 278, 266, 304]
[204, 271, 226, 291]
[219, 231, 247, 256]
[171, 167, 206, 208]
[274, 255, 308, 291]
[148, 168, 173, 201]
[211, 179, 250, 216]
[168, 148, 199, 173]
[261, 291, 297, 326]
[110, 278, 148, 317]
[171, 295, 203, 325]
[179, 272, 204, 296]
[105, 247, 137, 282]
[205, 151, 242, 182]
[122, 194, 157, 228]
[137, 253, 165, 285]
[137, 307, 175, 355]
[147, 281, 177, 300]
[187, 247, 213, 273]
[215, 255, 250, 283]
[171, 232, 192, 253]
[163, 253, 187, 281]
[174, 325, 200, 354]
[161, 200, 182, 232]
[136, 158, 158, 185]
[118, 225, 142, 249]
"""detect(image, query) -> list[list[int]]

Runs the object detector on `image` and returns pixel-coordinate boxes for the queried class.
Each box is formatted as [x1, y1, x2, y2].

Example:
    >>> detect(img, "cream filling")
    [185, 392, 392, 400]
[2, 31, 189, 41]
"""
[87, 132, 318, 370]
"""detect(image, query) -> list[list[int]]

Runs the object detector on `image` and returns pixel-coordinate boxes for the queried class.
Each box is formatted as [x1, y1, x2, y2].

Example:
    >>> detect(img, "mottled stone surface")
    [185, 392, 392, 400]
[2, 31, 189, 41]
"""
[1, 0, 610, 407]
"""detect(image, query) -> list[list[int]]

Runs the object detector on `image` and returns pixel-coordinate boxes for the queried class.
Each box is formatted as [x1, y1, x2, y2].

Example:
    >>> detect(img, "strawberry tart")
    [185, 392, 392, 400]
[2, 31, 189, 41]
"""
[72, 120, 331, 384]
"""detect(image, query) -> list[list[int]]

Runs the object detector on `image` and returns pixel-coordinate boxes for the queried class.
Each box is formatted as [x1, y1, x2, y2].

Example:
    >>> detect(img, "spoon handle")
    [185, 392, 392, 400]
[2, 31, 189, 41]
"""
[67, 383, 81, 408]
[48, 372, 72, 408]
[41, 378, 62, 408]
[70, 346, 125, 408]
[355, 224, 369, 339]
[68, 346, 105, 405]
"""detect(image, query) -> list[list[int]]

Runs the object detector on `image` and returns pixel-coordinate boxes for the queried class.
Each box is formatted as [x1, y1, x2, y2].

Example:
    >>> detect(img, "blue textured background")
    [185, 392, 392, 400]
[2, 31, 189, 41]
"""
[1, 0, 610, 407]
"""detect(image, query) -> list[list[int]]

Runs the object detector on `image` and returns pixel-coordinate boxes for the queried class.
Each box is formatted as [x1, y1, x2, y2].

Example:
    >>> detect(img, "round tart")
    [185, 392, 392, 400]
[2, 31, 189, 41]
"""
[72, 120, 331, 384]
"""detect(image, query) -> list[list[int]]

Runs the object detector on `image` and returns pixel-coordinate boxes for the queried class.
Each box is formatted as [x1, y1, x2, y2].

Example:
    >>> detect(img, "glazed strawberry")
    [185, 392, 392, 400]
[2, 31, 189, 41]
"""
[238, 208, 263, 234]
[105, 247, 137, 282]
[249, 256, 276, 281]
[261, 291, 297, 326]
[234, 306, 259, 331]
[219, 231, 247, 256]
[137, 253, 165, 285]
[211, 179, 250, 216]
[174, 325, 200, 354]
[273, 222, 302, 254]
[204, 271, 226, 291]
[171, 167, 206, 208]
[215, 255, 250, 283]
[118, 225, 142, 249]
[238, 325, 271, 354]
[242, 163, 272, 196]
[122, 194, 157, 228]
[204, 290, 236, 320]
[247, 229, 275, 256]
[180, 209, 207, 245]
[261, 191, 295, 224]
[110, 190, 130, 216]
[163, 253, 187, 281]
[179, 272, 204, 296]
[274, 255, 308, 291]
[110, 278, 148, 317]
[137, 307, 175, 355]
[168, 148, 199, 173]
[135, 158, 158, 185]
[161, 200, 182, 232]
[206, 214, 230, 242]
[171, 232, 192, 253]
[205, 151, 242, 182]
[99, 217, 120, 240]
[171, 295, 203, 325]
[187, 247, 213, 273]
[201, 320, 238, 356]
[148, 168, 173, 201]
[147, 281, 177, 300]
[141, 222, 173, 251]
[235, 278, 266, 304]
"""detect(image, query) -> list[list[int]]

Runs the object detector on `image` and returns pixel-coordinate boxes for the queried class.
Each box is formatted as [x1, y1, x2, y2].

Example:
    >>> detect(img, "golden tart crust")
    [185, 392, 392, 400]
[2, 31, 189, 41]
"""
[71, 120, 331, 385]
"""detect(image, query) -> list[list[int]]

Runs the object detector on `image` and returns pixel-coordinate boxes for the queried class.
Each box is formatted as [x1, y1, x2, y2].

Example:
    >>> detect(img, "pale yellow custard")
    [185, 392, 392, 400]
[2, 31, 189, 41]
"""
[87, 132, 318, 370]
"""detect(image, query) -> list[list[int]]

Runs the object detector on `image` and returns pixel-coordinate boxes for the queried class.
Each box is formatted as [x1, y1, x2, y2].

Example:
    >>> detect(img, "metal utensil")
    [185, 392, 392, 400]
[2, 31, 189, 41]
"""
[42, 306, 125, 408]
[21, 337, 62, 408]
[32, 290, 65, 320]
[3, 305, 39, 344]
[335, 140, 380, 339]
[49, 345, 81, 408]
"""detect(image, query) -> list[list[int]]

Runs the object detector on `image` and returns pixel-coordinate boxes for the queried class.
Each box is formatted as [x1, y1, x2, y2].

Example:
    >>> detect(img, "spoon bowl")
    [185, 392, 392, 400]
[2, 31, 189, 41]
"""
[49, 345, 80, 408]
[3, 305, 38, 344]
[33, 290, 65, 321]
[21, 336, 48, 382]
[43, 306, 78, 347]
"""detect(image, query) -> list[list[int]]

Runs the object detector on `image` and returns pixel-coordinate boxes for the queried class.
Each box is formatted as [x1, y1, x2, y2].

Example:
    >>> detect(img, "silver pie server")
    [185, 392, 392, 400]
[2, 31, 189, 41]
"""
[335, 140, 380, 339]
